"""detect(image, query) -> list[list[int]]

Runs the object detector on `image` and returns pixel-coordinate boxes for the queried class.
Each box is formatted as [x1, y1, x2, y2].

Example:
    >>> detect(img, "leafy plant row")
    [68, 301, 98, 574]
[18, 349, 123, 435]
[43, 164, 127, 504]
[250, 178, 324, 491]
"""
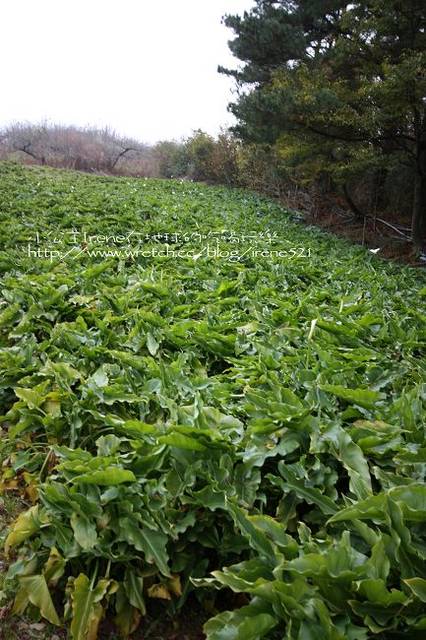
[0, 162, 425, 639]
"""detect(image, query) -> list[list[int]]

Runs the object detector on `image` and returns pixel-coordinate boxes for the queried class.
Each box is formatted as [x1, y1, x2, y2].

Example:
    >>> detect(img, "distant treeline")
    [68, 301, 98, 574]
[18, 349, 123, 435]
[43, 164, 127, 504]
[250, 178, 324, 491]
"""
[0, 123, 156, 176]
[0, 122, 284, 193]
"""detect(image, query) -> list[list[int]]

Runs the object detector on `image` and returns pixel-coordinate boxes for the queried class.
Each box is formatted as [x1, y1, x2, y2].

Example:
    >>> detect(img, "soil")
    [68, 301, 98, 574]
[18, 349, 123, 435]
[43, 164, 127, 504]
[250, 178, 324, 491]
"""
[0, 605, 207, 640]
[300, 192, 424, 266]
[98, 599, 208, 640]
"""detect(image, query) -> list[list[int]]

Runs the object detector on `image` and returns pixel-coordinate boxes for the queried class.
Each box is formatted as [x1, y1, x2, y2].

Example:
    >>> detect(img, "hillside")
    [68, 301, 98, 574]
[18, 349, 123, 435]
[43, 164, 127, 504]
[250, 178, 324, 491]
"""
[0, 162, 426, 639]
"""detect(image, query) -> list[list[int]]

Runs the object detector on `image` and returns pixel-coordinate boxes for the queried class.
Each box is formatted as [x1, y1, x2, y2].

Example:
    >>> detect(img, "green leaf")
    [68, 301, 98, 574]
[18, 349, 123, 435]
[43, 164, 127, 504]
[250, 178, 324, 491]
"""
[118, 518, 170, 576]
[336, 429, 372, 499]
[124, 569, 146, 614]
[71, 513, 98, 551]
[117, 419, 157, 438]
[147, 332, 160, 356]
[70, 573, 111, 640]
[72, 467, 136, 485]
[275, 465, 338, 515]
[96, 434, 122, 456]
[114, 594, 141, 637]
[14, 387, 45, 409]
[226, 502, 276, 561]
[404, 578, 426, 603]
[327, 495, 386, 524]
[159, 432, 207, 451]
[320, 384, 384, 409]
[245, 514, 298, 554]
[356, 579, 407, 606]
[204, 605, 277, 640]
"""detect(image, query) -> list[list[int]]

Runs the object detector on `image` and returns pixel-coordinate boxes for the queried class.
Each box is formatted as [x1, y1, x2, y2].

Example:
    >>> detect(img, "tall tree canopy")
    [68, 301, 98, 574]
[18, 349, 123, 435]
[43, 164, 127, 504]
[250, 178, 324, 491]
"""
[221, 1, 426, 247]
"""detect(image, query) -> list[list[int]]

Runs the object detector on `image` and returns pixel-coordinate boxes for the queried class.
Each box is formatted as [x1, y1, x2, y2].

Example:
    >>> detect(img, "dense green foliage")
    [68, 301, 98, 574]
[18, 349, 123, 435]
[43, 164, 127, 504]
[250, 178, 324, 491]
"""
[153, 131, 291, 203]
[0, 163, 425, 638]
[221, 0, 426, 246]
[154, 130, 240, 185]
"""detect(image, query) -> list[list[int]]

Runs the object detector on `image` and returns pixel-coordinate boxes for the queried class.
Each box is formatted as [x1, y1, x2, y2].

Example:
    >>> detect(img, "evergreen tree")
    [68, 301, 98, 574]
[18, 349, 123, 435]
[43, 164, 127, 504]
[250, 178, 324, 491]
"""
[221, 1, 426, 248]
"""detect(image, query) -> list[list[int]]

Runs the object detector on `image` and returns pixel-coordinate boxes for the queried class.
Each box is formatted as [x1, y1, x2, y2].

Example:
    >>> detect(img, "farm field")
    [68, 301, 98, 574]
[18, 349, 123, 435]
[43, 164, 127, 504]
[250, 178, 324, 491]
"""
[0, 161, 426, 639]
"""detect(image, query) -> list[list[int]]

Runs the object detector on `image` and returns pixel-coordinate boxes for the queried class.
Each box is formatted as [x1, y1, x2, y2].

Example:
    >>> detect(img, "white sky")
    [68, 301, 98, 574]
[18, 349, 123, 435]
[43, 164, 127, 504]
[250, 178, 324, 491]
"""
[0, 0, 254, 144]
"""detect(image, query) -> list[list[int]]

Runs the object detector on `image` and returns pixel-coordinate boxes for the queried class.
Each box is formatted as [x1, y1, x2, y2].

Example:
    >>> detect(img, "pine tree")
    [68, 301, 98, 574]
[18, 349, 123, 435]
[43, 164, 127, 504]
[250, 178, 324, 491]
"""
[221, 1, 426, 248]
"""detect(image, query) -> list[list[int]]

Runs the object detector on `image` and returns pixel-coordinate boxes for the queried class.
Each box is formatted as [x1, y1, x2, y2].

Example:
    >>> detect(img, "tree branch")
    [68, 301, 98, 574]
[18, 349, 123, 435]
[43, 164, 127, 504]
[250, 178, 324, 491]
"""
[110, 147, 138, 169]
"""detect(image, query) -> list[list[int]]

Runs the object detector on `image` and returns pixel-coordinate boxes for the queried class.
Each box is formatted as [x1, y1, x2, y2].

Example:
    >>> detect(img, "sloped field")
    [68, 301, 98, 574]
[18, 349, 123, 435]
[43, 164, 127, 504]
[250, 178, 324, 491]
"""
[0, 162, 426, 639]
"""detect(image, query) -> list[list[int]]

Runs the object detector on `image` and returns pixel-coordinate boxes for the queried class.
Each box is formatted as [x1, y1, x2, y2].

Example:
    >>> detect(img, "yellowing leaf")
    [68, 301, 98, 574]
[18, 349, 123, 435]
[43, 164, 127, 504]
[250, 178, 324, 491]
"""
[16, 574, 60, 626]
[168, 574, 182, 597]
[43, 547, 66, 586]
[147, 583, 172, 600]
[5, 505, 40, 555]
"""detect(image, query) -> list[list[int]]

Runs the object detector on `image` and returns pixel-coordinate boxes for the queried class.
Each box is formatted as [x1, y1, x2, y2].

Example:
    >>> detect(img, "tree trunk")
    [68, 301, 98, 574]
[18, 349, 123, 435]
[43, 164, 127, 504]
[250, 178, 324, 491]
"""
[373, 166, 388, 211]
[343, 182, 364, 220]
[111, 147, 137, 171]
[412, 169, 426, 250]
[412, 113, 426, 250]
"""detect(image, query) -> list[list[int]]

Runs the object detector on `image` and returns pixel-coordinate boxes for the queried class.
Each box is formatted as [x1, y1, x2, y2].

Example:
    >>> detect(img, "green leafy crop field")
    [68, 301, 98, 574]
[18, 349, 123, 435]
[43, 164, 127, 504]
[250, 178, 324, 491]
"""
[0, 162, 425, 639]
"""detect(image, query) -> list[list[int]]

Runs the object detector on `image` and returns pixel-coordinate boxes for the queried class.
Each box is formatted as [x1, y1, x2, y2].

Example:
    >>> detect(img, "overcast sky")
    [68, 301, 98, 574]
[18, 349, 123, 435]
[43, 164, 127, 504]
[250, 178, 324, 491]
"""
[0, 0, 254, 144]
